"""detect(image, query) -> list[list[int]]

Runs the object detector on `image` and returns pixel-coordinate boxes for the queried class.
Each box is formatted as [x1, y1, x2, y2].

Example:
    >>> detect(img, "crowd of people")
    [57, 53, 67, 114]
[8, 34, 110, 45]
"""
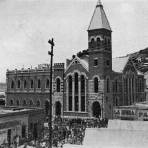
[51, 116, 109, 147]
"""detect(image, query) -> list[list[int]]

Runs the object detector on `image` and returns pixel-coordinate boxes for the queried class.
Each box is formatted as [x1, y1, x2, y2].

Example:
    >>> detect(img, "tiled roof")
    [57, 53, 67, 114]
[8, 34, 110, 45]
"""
[112, 56, 129, 73]
[88, 0, 111, 31]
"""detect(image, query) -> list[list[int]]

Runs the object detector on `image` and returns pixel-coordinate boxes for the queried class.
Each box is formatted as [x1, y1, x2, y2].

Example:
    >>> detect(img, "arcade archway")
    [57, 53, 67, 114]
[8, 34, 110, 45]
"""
[92, 101, 101, 118]
[55, 101, 61, 116]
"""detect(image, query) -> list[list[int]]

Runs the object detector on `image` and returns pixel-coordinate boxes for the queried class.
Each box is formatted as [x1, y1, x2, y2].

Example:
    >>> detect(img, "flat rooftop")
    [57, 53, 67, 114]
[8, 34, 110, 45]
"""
[0, 106, 43, 118]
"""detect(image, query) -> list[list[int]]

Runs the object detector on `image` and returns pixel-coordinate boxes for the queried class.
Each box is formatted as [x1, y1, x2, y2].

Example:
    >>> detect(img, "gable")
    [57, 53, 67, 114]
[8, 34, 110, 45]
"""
[65, 56, 88, 73]
[123, 60, 137, 74]
[65, 57, 88, 76]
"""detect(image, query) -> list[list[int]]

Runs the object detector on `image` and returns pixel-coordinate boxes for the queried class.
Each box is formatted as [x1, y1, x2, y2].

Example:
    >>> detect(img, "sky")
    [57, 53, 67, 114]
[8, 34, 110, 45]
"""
[0, 0, 148, 82]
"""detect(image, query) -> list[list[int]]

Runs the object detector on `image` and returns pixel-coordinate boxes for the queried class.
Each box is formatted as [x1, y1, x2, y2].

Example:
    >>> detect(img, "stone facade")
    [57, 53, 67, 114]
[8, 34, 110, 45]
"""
[6, 63, 64, 117]
[63, 1, 145, 119]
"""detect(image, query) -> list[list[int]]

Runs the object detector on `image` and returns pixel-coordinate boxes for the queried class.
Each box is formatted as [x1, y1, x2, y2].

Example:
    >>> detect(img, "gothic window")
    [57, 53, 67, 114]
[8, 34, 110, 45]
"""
[31, 79, 34, 89]
[68, 75, 72, 111]
[104, 38, 107, 45]
[17, 80, 21, 88]
[81, 75, 85, 93]
[11, 80, 14, 89]
[107, 78, 110, 93]
[115, 97, 118, 106]
[37, 79, 41, 88]
[24, 80, 27, 89]
[106, 60, 110, 66]
[139, 79, 142, 92]
[81, 96, 85, 112]
[68, 75, 72, 93]
[115, 80, 118, 92]
[22, 125, 26, 138]
[56, 78, 61, 92]
[74, 73, 78, 94]
[10, 99, 13, 106]
[90, 38, 95, 48]
[93, 59, 98, 66]
[16, 100, 19, 106]
[94, 77, 99, 93]
[37, 100, 40, 107]
[29, 100, 33, 106]
[69, 96, 72, 111]
[108, 39, 111, 45]
[23, 100, 27, 106]
[97, 37, 101, 47]
[46, 79, 50, 88]
[75, 96, 79, 111]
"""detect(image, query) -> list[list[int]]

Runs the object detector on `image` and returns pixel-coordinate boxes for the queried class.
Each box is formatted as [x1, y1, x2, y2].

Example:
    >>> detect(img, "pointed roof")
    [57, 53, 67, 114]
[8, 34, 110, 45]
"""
[88, 0, 111, 31]
[112, 56, 129, 73]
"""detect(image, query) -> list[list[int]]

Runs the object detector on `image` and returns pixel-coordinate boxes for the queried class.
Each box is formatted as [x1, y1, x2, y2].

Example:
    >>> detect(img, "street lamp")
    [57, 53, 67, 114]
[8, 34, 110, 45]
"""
[48, 38, 54, 148]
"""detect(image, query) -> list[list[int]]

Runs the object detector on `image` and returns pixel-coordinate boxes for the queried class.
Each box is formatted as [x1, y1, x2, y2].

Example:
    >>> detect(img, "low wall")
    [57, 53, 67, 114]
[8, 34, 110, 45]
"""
[108, 119, 148, 131]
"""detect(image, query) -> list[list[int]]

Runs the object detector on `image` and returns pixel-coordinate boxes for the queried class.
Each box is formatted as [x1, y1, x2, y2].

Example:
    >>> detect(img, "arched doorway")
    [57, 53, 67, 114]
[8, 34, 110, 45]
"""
[45, 100, 49, 116]
[55, 101, 61, 116]
[92, 101, 101, 118]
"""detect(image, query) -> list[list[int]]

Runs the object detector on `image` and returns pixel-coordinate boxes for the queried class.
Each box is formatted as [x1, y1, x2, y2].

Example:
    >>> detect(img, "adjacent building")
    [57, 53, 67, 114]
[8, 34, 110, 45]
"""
[6, 63, 64, 117]
[0, 107, 44, 146]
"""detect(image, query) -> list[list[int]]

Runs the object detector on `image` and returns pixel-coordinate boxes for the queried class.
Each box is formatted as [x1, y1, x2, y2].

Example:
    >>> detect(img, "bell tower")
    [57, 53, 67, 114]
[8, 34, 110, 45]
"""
[88, 0, 112, 79]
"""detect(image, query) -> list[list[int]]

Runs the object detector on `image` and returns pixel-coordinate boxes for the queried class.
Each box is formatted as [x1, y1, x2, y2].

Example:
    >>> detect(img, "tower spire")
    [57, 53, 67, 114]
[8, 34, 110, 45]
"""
[88, 0, 111, 31]
[96, 0, 102, 7]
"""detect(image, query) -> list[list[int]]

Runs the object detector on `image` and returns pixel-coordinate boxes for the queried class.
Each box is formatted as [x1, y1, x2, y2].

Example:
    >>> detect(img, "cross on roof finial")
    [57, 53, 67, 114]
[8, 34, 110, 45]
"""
[96, 0, 103, 7]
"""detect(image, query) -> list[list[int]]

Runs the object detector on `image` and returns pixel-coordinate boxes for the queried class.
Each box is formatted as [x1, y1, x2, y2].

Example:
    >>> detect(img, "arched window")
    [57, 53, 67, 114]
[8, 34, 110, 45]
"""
[29, 100, 33, 106]
[16, 100, 19, 106]
[97, 37, 101, 47]
[108, 39, 111, 45]
[107, 78, 110, 93]
[24, 80, 27, 89]
[56, 78, 61, 92]
[104, 38, 107, 45]
[68, 75, 72, 93]
[68, 75, 72, 111]
[115, 80, 118, 92]
[74, 73, 78, 94]
[17, 80, 21, 88]
[10, 99, 13, 106]
[11, 80, 15, 89]
[30, 79, 34, 88]
[81, 75, 85, 93]
[23, 100, 27, 106]
[81, 75, 85, 112]
[46, 79, 50, 88]
[38, 79, 41, 88]
[37, 100, 40, 107]
[94, 77, 99, 93]
[90, 38, 95, 48]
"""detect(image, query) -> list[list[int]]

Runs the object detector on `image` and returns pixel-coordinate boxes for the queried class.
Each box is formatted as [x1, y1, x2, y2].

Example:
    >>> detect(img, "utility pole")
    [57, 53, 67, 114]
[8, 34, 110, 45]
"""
[48, 38, 54, 148]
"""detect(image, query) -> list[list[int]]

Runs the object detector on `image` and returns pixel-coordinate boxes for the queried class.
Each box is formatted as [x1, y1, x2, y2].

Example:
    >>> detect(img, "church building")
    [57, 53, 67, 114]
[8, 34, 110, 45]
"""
[63, 0, 145, 119]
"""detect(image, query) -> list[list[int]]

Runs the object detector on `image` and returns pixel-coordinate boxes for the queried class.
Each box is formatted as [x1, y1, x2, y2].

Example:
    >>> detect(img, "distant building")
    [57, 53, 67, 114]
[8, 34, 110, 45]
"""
[0, 83, 6, 106]
[114, 102, 148, 121]
[6, 63, 64, 117]
[0, 92, 5, 106]
[0, 83, 6, 92]
[0, 107, 44, 146]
